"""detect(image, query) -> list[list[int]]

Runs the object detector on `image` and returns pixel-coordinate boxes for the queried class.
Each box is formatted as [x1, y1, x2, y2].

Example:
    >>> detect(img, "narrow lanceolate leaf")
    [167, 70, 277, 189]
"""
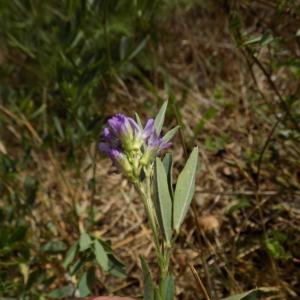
[163, 153, 174, 197]
[63, 241, 78, 269]
[141, 256, 155, 300]
[135, 112, 143, 128]
[154, 158, 173, 244]
[173, 147, 199, 233]
[154, 101, 168, 135]
[162, 126, 179, 143]
[94, 240, 109, 271]
[48, 284, 74, 299]
[78, 268, 95, 297]
[160, 275, 175, 300]
[79, 232, 92, 251]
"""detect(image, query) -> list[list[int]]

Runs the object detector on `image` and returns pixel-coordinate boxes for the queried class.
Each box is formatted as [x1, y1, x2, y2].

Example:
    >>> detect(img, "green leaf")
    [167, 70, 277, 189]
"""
[244, 33, 273, 47]
[24, 176, 38, 205]
[127, 36, 150, 61]
[94, 240, 109, 271]
[173, 147, 198, 233]
[162, 126, 179, 143]
[42, 240, 67, 254]
[69, 258, 84, 275]
[48, 285, 74, 299]
[222, 287, 277, 300]
[160, 275, 174, 300]
[154, 101, 168, 135]
[226, 197, 251, 215]
[92, 239, 126, 277]
[107, 255, 126, 278]
[78, 268, 95, 297]
[63, 242, 78, 269]
[154, 289, 162, 300]
[162, 153, 173, 196]
[141, 256, 155, 300]
[79, 232, 92, 251]
[53, 116, 64, 139]
[154, 158, 173, 244]
[7, 33, 35, 59]
[135, 112, 143, 128]
[10, 225, 28, 243]
[265, 238, 290, 259]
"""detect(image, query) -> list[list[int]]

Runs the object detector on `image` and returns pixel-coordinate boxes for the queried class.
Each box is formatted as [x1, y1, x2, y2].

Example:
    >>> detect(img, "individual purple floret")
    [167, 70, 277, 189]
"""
[140, 131, 171, 165]
[100, 114, 143, 152]
[148, 132, 171, 151]
[142, 118, 155, 140]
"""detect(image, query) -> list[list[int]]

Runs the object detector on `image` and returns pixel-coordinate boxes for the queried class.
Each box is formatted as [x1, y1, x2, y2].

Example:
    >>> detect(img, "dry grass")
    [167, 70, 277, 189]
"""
[2, 2, 300, 299]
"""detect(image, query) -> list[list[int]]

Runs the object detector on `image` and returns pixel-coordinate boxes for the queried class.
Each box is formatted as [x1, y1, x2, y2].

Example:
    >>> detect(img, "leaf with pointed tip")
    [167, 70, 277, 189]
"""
[154, 101, 168, 135]
[48, 285, 74, 299]
[160, 275, 174, 300]
[78, 268, 95, 297]
[154, 158, 173, 244]
[79, 232, 92, 251]
[141, 256, 155, 300]
[94, 240, 109, 271]
[173, 147, 198, 233]
[63, 241, 78, 269]
[69, 258, 84, 275]
[127, 36, 150, 61]
[135, 112, 143, 128]
[162, 126, 179, 143]
[163, 153, 174, 197]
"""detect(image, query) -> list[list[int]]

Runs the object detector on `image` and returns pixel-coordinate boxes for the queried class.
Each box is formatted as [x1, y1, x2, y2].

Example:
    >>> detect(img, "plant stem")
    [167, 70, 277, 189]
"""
[135, 166, 174, 298]
[134, 179, 162, 264]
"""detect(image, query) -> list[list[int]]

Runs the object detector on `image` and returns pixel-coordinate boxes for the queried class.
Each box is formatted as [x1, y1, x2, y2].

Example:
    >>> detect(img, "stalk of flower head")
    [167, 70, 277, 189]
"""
[99, 103, 198, 300]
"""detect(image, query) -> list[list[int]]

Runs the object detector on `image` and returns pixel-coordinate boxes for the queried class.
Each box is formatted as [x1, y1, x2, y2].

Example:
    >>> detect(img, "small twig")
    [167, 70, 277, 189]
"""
[189, 263, 212, 300]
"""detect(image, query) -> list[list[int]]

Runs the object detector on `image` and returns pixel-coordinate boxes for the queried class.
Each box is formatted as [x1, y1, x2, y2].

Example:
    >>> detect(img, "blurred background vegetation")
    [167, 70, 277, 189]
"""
[0, 0, 299, 299]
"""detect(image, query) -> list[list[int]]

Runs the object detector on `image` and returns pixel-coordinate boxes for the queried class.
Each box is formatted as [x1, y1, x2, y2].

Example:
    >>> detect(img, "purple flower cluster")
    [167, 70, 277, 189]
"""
[99, 113, 170, 174]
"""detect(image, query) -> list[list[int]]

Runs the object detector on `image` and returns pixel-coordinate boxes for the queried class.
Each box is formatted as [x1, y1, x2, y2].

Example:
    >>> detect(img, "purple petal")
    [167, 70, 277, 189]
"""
[99, 142, 110, 154]
[148, 132, 160, 148]
[160, 141, 172, 150]
[128, 117, 140, 132]
[108, 148, 123, 161]
[107, 114, 126, 135]
[143, 118, 154, 138]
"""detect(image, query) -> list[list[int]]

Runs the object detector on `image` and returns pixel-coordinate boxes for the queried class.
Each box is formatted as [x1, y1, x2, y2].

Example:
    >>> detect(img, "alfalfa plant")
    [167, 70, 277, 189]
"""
[99, 101, 197, 300]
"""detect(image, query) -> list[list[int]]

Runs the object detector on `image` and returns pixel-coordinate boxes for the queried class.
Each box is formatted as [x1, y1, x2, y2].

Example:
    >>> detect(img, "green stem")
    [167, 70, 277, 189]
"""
[134, 181, 162, 264]
[134, 166, 174, 299]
